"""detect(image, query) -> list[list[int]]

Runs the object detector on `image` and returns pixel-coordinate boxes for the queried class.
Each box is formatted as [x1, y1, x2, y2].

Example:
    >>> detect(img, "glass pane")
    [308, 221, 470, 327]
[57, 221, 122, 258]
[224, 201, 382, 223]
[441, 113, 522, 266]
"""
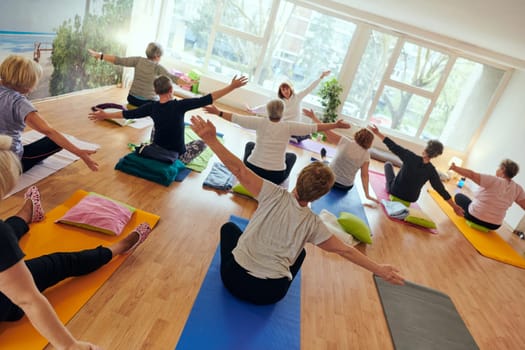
[257, 2, 356, 105]
[391, 41, 449, 92]
[167, 0, 217, 67]
[343, 30, 398, 119]
[372, 85, 431, 136]
[422, 58, 505, 151]
[210, 32, 262, 77]
[221, 0, 273, 36]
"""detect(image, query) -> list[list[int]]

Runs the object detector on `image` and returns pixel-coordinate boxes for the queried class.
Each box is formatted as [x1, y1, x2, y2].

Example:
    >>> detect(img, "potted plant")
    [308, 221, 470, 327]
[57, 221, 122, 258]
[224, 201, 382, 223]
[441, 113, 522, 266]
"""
[318, 78, 343, 123]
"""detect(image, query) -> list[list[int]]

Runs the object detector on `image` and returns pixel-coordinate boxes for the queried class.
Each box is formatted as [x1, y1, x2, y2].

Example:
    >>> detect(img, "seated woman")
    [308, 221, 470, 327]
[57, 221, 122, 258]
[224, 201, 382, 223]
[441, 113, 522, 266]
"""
[303, 109, 379, 203]
[247, 70, 331, 142]
[189, 115, 404, 305]
[0, 55, 98, 172]
[369, 124, 463, 215]
[89, 75, 247, 164]
[450, 159, 525, 230]
[0, 135, 151, 349]
[204, 100, 350, 185]
[88, 42, 191, 107]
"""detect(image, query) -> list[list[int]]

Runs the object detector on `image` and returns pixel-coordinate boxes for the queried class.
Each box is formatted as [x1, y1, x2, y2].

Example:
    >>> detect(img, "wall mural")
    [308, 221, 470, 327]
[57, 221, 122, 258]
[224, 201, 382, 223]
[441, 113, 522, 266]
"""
[0, 0, 132, 100]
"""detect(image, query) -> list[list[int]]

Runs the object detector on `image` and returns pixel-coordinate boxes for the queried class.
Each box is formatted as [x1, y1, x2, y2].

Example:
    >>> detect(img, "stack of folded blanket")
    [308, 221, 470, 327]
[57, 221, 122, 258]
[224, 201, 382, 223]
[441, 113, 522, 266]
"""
[115, 152, 186, 186]
[381, 199, 409, 220]
[202, 162, 234, 190]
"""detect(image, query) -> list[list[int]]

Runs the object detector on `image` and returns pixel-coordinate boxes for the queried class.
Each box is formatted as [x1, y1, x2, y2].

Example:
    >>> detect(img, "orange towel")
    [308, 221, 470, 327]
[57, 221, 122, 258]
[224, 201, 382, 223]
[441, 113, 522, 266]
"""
[0, 190, 160, 349]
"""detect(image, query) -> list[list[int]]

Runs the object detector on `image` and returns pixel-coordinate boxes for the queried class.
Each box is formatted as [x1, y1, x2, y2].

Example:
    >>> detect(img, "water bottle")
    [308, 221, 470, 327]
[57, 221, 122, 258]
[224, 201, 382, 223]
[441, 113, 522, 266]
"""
[457, 177, 466, 189]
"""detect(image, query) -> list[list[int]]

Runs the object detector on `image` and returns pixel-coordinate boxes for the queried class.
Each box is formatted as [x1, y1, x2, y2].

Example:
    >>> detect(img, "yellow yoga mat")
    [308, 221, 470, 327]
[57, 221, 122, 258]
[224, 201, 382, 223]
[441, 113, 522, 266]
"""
[0, 190, 160, 349]
[428, 189, 525, 269]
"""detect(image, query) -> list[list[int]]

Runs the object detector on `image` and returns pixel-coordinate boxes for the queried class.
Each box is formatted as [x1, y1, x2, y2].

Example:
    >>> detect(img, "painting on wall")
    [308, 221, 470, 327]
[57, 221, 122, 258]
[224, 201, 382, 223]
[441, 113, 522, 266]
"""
[0, 0, 133, 100]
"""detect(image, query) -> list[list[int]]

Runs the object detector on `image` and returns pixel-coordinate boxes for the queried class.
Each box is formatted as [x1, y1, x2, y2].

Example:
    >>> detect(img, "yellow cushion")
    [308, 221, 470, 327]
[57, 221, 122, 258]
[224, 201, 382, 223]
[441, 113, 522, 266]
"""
[337, 212, 372, 244]
[389, 194, 410, 207]
[404, 208, 436, 229]
[232, 183, 255, 198]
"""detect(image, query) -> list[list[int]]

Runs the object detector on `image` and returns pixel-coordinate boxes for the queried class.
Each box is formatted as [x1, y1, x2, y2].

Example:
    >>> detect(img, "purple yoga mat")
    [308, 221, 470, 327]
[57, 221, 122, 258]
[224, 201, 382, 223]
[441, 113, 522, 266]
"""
[290, 139, 336, 158]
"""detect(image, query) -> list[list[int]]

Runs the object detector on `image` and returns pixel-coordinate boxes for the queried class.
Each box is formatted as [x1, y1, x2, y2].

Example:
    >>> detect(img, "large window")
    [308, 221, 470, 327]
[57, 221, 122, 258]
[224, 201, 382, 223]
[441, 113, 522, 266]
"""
[163, 0, 509, 152]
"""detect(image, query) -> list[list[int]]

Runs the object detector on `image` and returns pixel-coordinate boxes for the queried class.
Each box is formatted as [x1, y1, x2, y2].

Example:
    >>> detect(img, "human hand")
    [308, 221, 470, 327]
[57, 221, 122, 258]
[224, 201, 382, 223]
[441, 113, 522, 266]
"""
[230, 75, 248, 89]
[335, 119, 351, 129]
[88, 108, 107, 121]
[65, 340, 102, 350]
[78, 150, 99, 171]
[190, 115, 217, 142]
[449, 162, 457, 171]
[87, 49, 101, 60]
[203, 105, 220, 116]
[376, 265, 404, 285]
[368, 124, 380, 135]
[302, 108, 316, 120]
[452, 203, 465, 217]
[366, 195, 380, 205]
[320, 70, 331, 79]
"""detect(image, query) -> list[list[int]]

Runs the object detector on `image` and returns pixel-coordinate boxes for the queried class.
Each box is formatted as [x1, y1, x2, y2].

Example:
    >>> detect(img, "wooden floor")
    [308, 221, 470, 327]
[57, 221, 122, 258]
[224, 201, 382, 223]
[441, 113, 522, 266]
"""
[1, 86, 524, 349]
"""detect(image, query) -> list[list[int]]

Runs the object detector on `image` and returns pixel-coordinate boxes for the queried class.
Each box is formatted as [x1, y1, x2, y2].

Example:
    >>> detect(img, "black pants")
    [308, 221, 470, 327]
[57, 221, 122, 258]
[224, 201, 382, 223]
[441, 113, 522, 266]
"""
[454, 193, 500, 230]
[127, 94, 152, 107]
[333, 182, 354, 191]
[384, 161, 396, 194]
[0, 216, 113, 321]
[219, 222, 305, 305]
[22, 137, 62, 172]
[243, 142, 296, 185]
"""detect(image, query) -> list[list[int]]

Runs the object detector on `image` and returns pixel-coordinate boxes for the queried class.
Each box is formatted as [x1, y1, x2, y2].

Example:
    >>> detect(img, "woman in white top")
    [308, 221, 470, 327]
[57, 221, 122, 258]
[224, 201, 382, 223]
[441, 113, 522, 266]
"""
[189, 114, 404, 305]
[303, 109, 379, 203]
[248, 71, 331, 142]
[450, 159, 525, 230]
[204, 100, 350, 185]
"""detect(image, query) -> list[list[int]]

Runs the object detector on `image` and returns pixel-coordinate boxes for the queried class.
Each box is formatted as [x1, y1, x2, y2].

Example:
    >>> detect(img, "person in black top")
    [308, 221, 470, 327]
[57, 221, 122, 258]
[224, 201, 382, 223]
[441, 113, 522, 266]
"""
[89, 75, 248, 163]
[369, 125, 464, 216]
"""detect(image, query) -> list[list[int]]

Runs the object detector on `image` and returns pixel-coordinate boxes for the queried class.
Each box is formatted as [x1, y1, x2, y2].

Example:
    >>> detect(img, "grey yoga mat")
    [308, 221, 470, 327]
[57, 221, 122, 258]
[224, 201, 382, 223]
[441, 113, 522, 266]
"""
[374, 276, 479, 350]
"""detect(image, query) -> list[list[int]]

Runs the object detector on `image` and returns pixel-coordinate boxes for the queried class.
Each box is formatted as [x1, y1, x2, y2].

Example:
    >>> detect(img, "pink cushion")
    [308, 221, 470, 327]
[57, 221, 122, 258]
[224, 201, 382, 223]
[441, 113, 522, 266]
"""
[56, 194, 134, 236]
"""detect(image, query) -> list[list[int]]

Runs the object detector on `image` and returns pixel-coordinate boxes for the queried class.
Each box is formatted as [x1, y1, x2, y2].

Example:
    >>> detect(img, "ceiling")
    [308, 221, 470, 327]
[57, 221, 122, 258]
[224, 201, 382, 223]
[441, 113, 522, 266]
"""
[328, 0, 525, 68]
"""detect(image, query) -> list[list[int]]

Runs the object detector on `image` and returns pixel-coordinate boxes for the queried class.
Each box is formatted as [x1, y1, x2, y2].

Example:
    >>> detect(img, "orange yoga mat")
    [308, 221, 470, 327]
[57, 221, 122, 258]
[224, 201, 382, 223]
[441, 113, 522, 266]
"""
[0, 190, 160, 349]
[428, 189, 525, 269]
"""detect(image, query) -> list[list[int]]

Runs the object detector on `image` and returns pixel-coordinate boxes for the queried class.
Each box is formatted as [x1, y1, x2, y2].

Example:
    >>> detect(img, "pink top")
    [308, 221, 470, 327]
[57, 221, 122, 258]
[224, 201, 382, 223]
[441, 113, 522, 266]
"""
[469, 174, 525, 225]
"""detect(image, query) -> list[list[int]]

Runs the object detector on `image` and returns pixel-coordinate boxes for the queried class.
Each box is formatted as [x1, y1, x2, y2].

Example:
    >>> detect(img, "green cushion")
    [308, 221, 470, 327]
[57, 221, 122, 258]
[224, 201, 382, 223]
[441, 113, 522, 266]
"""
[466, 220, 491, 232]
[404, 208, 436, 229]
[389, 194, 410, 207]
[337, 212, 372, 244]
[232, 183, 255, 198]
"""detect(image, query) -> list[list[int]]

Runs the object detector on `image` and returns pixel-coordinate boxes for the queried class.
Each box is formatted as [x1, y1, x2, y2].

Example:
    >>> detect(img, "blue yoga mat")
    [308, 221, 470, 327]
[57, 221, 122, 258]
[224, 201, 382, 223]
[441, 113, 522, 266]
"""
[311, 187, 370, 227]
[176, 215, 301, 350]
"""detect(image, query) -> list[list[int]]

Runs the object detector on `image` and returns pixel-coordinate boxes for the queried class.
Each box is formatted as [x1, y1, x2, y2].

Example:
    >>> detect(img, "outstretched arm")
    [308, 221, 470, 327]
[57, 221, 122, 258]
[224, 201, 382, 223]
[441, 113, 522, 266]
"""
[87, 48, 116, 64]
[315, 119, 350, 132]
[210, 75, 248, 102]
[0, 261, 100, 350]
[203, 105, 233, 122]
[317, 235, 404, 285]
[190, 115, 263, 196]
[449, 163, 481, 185]
[360, 162, 379, 204]
[302, 108, 341, 144]
[26, 112, 99, 171]
[88, 108, 124, 120]
[368, 124, 386, 141]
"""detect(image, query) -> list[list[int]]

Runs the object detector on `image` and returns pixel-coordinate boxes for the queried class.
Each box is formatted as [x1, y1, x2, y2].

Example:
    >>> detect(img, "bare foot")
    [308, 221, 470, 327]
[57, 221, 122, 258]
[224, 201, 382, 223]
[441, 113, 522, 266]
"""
[16, 199, 34, 224]
[108, 231, 140, 256]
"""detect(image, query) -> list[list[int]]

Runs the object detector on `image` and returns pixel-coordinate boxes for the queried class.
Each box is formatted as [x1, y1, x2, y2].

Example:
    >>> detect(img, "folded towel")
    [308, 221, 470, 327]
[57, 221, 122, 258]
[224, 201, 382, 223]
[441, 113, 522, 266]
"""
[381, 199, 409, 220]
[115, 152, 186, 186]
[203, 162, 234, 190]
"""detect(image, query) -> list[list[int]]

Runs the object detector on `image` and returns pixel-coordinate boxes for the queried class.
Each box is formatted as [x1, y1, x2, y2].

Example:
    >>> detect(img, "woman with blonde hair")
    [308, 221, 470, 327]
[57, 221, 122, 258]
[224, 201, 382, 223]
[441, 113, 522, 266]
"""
[0, 135, 150, 349]
[205, 99, 350, 185]
[303, 109, 379, 203]
[0, 55, 98, 172]
[189, 115, 404, 305]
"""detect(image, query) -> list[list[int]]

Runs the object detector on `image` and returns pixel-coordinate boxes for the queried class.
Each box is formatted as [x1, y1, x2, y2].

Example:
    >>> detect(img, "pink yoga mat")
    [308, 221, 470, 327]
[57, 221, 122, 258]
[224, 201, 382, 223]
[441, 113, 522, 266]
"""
[369, 170, 437, 234]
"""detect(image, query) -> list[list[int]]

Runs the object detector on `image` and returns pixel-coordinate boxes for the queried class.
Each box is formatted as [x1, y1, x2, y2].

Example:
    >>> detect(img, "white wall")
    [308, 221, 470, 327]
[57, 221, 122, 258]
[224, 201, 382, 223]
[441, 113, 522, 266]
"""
[466, 70, 525, 228]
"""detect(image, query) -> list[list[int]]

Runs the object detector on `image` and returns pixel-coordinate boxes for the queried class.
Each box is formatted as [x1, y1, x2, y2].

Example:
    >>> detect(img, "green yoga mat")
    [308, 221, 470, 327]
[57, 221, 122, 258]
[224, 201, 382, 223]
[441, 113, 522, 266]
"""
[374, 276, 478, 350]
